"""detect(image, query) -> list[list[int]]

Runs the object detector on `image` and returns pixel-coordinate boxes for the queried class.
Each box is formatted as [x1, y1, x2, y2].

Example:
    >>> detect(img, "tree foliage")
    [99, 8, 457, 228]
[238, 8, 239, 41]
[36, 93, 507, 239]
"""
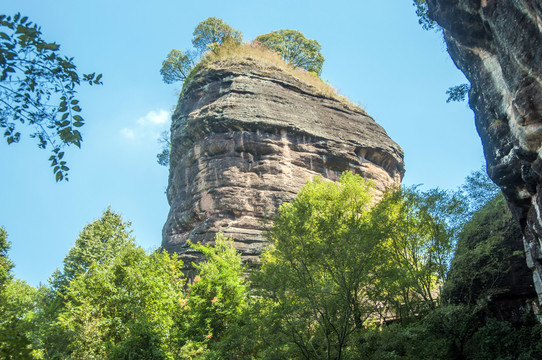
[0, 167, 537, 359]
[0, 13, 102, 181]
[255, 29, 324, 75]
[50, 207, 134, 292]
[178, 234, 249, 356]
[191, 17, 242, 55]
[0, 279, 36, 359]
[412, 0, 436, 30]
[160, 49, 195, 84]
[59, 245, 185, 359]
[22, 208, 136, 358]
[156, 130, 171, 167]
[160, 17, 242, 87]
[249, 172, 467, 358]
[370, 187, 466, 319]
[446, 83, 470, 103]
[255, 173, 383, 358]
[443, 193, 521, 308]
[459, 167, 500, 215]
[0, 227, 13, 289]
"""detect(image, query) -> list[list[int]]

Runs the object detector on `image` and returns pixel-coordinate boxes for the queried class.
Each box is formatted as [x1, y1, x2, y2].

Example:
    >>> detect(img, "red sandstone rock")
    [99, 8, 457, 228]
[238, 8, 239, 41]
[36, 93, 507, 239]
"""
[162, 59, 404, 271]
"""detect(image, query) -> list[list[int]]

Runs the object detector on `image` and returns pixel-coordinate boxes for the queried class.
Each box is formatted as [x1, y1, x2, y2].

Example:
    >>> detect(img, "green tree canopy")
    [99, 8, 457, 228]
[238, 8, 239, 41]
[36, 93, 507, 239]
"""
[255, 29, 324, 75]
[255, 172, 380, 359]
[370, 186, 465, 319]
[191, 17, 242, 54]
[460, 167, 500, 214]
[177, 234, 249, 356]
[0, 279, 36, 359]
[160, 49, 195, 84]
[412, 0, 436, 30]
[0, 227, 13, 289]
[443, 193, 523, 307]
[59, 245, 185, 359]
[160, 17, 242, 86]
[247, 172, 464, 358]
[0, 14, 102, 181]
[50, 207, 134, 292]
[156, 130, 171, 167]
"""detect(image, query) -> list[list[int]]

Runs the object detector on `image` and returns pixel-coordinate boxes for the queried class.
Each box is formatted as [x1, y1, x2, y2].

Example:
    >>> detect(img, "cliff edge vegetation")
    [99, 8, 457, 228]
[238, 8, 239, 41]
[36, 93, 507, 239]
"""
[185, 41, 363, 112]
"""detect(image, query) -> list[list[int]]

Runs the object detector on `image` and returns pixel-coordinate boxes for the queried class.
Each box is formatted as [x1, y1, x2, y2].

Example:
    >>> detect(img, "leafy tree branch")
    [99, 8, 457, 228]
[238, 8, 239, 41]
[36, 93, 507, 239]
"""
[0, 13, 102, 181]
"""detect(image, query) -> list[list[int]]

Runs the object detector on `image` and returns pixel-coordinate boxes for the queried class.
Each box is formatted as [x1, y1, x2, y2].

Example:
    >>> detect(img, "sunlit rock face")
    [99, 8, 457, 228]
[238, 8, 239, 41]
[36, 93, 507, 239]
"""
[162, 60, 404, 271]
[427, 0, 542, 303]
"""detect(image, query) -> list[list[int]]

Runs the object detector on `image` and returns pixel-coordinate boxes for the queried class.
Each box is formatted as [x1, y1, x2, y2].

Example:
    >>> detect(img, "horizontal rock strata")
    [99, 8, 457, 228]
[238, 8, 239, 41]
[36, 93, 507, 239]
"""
[162, 60, 404, 271]
[427, 0, 542, 303]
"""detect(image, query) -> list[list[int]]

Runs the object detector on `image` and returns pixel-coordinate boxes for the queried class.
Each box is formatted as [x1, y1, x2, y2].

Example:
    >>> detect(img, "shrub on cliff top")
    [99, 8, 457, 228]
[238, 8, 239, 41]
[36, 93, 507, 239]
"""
[160, 17, 242, 85]
[192, 41, 361, 112]
[255, 29, 325, 75]
[192, 17, 243, 54]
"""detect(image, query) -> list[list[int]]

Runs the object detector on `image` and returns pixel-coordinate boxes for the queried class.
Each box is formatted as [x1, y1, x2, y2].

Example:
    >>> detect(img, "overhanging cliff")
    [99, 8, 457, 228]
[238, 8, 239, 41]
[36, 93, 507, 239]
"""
[161, 51, 404, 270]
[427, 0, 542, 303]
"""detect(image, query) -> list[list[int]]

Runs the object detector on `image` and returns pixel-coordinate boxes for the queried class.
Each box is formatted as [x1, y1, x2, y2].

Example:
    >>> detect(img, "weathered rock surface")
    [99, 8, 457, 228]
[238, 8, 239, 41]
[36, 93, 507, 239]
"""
[162, 59, 404, 271]
[427, 0, 542, 303]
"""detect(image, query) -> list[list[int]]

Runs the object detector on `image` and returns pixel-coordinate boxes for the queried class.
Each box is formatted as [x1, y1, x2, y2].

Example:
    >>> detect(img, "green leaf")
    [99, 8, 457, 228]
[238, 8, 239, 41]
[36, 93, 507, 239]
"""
[1, 13, 100, 182]
[73, 130, 82, 141]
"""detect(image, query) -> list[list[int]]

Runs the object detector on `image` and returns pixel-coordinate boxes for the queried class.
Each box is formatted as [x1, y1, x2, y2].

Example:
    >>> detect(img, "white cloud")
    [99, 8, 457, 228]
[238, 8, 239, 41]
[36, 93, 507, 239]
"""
[136, 109, 169, 126]
[120, 109, 170, 143]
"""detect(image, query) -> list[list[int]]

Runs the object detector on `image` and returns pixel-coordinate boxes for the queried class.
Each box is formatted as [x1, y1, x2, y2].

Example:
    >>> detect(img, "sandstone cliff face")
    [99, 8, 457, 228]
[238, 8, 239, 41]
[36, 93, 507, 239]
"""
[162, 58, 404, 270]
[427, 0, 542, 303]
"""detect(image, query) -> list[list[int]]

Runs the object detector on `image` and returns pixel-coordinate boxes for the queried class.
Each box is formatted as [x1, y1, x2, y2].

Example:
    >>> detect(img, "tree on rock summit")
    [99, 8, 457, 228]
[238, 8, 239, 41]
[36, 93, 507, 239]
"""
[192, 17, 243, 54]
[160, 17, 242, 84]
[255, 29, 324, 75]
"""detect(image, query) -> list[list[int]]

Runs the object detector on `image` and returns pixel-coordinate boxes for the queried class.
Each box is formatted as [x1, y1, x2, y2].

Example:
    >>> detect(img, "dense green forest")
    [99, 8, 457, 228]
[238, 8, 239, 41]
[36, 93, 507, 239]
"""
[1, 170, 541, 359]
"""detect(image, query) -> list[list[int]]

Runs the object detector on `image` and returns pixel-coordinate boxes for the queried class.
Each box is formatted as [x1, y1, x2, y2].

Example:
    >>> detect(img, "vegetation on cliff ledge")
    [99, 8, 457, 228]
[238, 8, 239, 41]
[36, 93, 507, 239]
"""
[162, 17, 360, 111]
[188, 41, 360, 111]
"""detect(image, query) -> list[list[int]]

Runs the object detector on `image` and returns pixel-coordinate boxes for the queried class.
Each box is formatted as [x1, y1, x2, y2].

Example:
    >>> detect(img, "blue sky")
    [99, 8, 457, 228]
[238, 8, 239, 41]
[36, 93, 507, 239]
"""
[1, 0, 482, 286]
